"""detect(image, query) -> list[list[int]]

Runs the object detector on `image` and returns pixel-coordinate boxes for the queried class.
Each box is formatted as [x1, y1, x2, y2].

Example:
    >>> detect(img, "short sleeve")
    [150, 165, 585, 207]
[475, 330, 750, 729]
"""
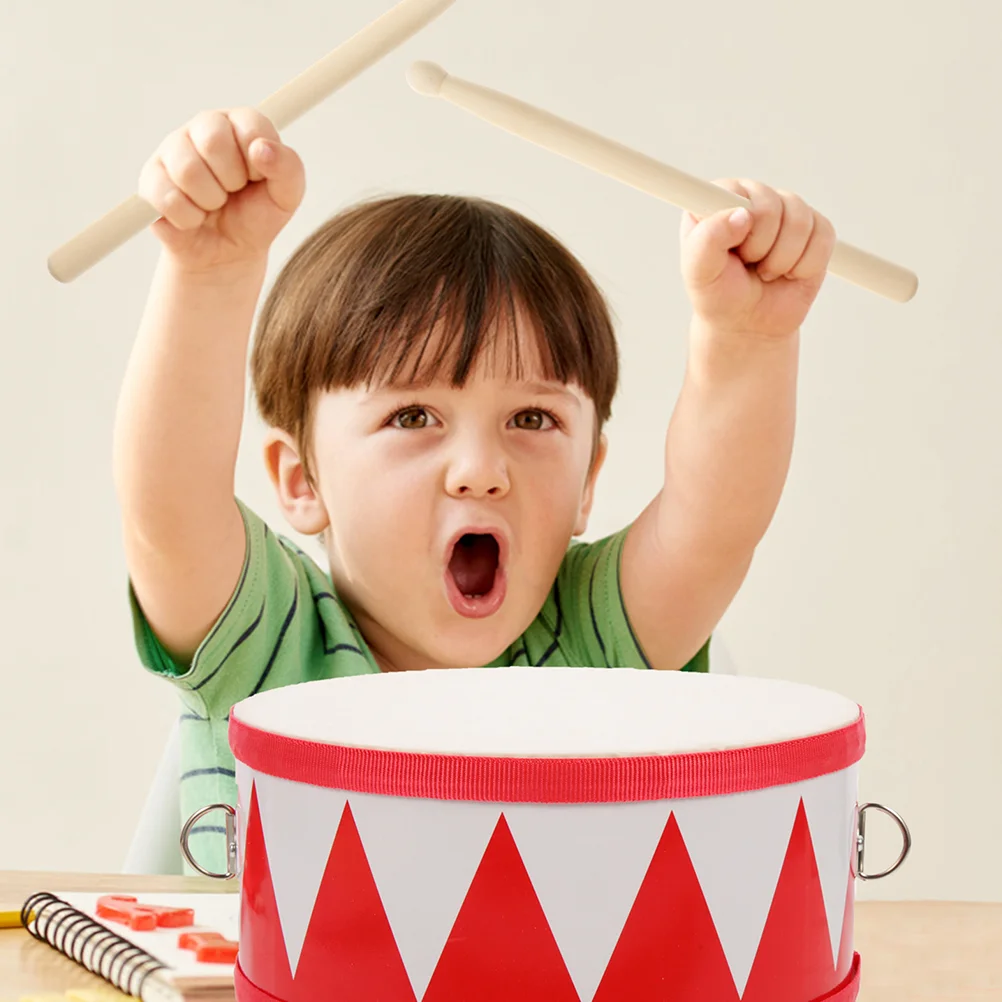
[544, 527, 710, 672]
[128, 500, 380, 875]
[129, 498, 335, 720]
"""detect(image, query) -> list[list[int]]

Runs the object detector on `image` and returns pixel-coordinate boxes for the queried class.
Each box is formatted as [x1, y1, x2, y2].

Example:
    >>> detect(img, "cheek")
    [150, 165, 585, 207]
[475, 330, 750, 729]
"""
[326, 452, 433, 558]
[522, 435, 590, 495]
[519, 461, 590, 536]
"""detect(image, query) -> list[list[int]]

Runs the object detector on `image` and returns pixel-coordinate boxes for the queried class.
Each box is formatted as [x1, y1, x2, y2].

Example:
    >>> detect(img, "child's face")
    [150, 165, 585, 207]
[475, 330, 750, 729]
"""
[294, 331, 606, 671]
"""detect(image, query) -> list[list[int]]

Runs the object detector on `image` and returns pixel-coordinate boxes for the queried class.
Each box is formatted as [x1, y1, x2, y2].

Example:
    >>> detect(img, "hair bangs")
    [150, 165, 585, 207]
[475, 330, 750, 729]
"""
[251, 193, 619, 483]
[348, 268, 583, 395]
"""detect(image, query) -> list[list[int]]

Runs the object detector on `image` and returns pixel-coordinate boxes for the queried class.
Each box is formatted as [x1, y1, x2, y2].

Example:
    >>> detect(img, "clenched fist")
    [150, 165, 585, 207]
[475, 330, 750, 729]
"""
[138, 107, 306, 275]
[680, 179, 836, 339]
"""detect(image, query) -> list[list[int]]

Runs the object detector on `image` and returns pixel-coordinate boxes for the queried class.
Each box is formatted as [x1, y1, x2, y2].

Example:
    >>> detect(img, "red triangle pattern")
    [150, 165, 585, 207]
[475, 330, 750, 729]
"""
[292, 801, 417, 1001]
[238, 782, 296, 1000]
[239, 790, 855, 1002]
[422, 813, 581, 1002]
[593, 812, 741, 1002]
[741, 800, 835, 1002]
[237, 792, 415, 1002]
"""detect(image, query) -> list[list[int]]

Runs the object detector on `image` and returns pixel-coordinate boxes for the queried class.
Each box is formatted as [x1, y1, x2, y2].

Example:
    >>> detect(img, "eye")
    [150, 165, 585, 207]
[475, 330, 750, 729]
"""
[390, 406, 437, 430]
[511, 409, 556, 431]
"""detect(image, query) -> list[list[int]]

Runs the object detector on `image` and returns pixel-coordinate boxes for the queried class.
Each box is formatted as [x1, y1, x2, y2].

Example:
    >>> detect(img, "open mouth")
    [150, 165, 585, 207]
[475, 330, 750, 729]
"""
[445, 532, 507, 618]
[449, 534, 499, 598]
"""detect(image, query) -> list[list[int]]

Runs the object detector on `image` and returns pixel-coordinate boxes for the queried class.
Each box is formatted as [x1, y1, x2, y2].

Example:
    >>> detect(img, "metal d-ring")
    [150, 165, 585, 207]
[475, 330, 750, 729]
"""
[856, 802, 912, 880]
[180, 803, 238, 880]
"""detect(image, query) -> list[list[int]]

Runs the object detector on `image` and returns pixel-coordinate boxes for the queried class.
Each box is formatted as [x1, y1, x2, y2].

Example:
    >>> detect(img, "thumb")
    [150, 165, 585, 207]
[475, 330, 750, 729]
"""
[681, 205, 753, 288]
[248, 138, 306, 215]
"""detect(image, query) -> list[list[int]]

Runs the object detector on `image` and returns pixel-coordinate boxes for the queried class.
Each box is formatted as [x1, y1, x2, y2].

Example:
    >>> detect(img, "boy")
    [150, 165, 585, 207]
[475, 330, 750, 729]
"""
[115, 107, 835, 871]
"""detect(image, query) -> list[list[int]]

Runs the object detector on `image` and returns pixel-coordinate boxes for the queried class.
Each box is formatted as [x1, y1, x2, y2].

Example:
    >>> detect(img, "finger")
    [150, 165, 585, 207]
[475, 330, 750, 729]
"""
[679, 209, 698, 241]
[681, 204, 755, 289]
[247, 137, 307, 215]
[678, 178, 749, 242]
[226, 107, 282, 184]
[159, 129, 228, 212]
[187, 110, 249, 194]
[756, 191, 815, 281]
[730, 179, 784, 266]
[138, 155, 207, 230]
[788, 211, 837, 282]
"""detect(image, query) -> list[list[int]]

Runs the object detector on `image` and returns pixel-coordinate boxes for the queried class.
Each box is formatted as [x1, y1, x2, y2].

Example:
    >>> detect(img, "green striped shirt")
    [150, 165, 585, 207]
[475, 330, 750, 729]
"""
[130, 499, 708, 873]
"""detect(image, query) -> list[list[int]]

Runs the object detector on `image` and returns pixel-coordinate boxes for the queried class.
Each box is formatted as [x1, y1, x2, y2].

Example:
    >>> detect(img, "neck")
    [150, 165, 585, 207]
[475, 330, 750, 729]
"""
[337, 590, 443, 674]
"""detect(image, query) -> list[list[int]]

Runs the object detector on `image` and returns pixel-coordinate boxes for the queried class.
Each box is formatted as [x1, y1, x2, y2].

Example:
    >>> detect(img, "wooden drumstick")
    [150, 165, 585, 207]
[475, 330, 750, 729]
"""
[407, 62, 918, 303]
[47, 0, 457, 283]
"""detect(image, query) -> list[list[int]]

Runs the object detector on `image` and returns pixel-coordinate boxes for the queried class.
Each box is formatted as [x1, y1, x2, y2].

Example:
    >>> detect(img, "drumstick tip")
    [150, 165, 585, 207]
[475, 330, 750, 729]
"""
[47, 254, 70, 283]
[407, 60, 447, 97]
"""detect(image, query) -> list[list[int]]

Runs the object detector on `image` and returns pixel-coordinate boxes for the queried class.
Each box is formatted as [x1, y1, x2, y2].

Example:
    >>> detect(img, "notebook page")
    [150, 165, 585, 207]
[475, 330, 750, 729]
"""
[52, 891, 239, 988]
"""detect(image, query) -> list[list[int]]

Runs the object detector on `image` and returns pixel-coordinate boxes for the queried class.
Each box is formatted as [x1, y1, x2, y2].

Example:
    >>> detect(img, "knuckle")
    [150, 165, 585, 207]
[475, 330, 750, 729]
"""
[173, 155, 206, 188]
[190, 108, 226, 126]
[160, 190, 193, 227]
[741, 180, 781, 220]
[712, 178, 744, 200]
[205, 188, 228, 211]
[188, 113, 230, 151]
[160, 187, 189, 214]
[190, 122, 247, 193]
[792, 247, 824, 277]
[783, 190, 808, 211]
[761, 185, 784, 210]
[186, 108, 218, 131]
[229, 106, 280, 140]
[785, 195, 813, 231]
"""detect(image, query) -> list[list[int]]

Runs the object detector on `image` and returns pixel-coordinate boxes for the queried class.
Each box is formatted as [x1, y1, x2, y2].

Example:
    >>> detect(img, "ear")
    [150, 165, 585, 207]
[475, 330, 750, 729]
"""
[573, 432, 608, 536]
[262, 428, 330, 535]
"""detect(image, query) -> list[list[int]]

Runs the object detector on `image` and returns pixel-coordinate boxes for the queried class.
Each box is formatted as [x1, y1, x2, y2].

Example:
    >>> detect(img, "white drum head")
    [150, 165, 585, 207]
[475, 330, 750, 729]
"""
[232, 667, 859, 758]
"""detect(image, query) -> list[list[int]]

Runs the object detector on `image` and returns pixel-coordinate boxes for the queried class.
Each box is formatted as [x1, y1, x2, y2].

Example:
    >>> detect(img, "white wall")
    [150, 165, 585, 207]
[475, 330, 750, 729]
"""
[1, 0, 998, 900]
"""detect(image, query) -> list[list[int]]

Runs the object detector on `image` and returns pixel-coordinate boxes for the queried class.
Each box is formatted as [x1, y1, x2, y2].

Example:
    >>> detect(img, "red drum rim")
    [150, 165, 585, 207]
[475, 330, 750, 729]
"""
[229, 707, 864, 803]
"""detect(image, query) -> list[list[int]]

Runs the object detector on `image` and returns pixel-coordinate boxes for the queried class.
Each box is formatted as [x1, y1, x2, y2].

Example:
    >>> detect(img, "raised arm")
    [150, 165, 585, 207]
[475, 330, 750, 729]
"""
[112, 108, 305, 664]
[621, 178, 837, 670]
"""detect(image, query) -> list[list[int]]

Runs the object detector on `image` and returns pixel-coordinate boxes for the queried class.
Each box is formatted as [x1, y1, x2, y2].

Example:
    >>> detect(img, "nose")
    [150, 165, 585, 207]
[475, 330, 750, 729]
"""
[444, 429, 510, 499]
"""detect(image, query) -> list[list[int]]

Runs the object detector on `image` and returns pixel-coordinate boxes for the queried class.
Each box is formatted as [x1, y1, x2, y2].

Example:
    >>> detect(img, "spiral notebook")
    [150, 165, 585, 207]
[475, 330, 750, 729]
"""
[21, 890, 238, 1001]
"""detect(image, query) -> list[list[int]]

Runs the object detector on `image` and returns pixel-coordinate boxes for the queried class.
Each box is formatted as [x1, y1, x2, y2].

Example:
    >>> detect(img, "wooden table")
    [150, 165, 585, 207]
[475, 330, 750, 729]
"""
[2, 871, 1000, 999]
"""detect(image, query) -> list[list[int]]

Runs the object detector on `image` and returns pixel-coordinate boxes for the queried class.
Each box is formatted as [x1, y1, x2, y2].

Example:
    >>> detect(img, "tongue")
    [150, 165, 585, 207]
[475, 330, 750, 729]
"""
[449, 534, 499, 597]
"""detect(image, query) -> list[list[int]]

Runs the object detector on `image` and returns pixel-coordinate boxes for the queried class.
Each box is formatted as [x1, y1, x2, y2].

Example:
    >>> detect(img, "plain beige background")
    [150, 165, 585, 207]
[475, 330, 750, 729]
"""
[1, 0, 998, 900]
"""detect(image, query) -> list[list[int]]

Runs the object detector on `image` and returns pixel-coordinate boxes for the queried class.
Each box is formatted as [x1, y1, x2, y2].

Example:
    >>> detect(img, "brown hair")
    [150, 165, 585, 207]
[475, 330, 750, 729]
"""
[251, 193, 619, 483]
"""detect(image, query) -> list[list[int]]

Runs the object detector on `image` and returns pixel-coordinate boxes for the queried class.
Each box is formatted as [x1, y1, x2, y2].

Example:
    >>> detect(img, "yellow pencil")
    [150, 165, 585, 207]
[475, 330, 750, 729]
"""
[0, 908, 24, 928]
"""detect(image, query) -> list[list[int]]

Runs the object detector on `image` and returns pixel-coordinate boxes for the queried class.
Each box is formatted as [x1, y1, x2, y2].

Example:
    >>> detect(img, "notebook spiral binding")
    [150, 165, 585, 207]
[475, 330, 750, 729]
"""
[21, 891, 168, 997]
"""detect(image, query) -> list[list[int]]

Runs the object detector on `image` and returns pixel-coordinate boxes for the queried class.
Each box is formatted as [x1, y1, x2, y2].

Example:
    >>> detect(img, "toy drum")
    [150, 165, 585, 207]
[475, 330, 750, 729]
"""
[213, 667, 911, 1002]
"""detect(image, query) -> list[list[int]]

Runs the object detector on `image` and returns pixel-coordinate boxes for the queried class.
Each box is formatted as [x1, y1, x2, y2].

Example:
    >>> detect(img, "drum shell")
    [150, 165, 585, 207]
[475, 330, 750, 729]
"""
[228, 673, 866, 1002]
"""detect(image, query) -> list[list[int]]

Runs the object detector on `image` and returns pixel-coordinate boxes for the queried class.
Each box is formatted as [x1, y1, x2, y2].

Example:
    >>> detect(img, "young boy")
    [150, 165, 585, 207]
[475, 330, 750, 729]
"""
[115, 106, 835, 871]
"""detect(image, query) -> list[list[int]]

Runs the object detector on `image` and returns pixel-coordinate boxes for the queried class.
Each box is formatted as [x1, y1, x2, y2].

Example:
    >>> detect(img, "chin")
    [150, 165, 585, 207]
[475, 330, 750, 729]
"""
[421, 622, 521, 670]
